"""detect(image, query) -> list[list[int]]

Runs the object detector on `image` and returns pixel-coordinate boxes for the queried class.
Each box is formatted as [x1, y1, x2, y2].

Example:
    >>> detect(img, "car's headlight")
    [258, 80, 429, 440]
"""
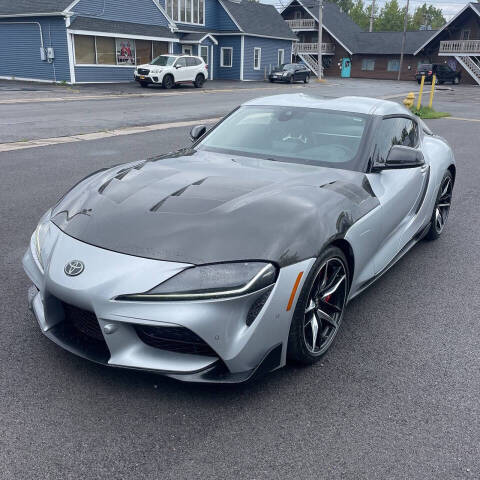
[31, 210, 52, 270]
[117, 262, 277, 301]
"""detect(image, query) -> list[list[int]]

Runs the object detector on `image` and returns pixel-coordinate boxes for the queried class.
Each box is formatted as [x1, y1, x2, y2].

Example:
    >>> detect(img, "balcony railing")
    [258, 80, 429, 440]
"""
[293, 42, 335, 55]
[286, 19, 316, 30]
[439, 40, 480, 54]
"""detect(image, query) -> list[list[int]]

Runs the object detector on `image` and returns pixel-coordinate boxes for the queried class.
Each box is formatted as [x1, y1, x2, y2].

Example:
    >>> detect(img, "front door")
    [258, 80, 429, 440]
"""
[341, 58, 351, 78]
[367, 116, 428, 274]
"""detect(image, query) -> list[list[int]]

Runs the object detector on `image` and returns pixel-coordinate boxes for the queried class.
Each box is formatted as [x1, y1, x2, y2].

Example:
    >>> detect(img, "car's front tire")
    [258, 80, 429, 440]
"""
[425, 170, 453, 241]
[163, 74, 174, 89]
[194, 74, 205, 88]
[287, 246, 349, 364]
[304, 75, 310, 84]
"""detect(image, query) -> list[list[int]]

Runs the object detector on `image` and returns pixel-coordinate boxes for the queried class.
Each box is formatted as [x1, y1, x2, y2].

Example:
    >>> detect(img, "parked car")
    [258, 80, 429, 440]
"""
[416, 63, 461, 85]
[134, 54, 208, 89]
[269, 63, 310, 83]
[24, 95, 456, 383]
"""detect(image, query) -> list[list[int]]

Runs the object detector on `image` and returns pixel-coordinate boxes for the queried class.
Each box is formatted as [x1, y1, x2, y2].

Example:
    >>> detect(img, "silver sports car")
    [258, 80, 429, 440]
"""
[23, 95, 455, 383]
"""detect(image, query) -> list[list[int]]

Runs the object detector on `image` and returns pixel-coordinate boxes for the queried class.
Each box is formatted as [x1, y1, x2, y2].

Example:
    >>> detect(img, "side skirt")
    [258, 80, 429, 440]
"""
[348, 222, 431, 302]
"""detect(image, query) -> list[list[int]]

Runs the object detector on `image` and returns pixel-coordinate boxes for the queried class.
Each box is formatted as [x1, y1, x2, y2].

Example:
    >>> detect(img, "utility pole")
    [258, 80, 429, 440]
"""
[317, 0, 323, 80]
[369, 0, 375, 32]
[398, 0, 410, 81]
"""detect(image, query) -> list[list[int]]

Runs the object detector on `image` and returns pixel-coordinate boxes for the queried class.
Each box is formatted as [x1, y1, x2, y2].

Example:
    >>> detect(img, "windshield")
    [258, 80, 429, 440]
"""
[197, 106, 368, 170]
[279, 63, 296, 71]
[418, 64, 432, 71]
[151, 55, 176, 66]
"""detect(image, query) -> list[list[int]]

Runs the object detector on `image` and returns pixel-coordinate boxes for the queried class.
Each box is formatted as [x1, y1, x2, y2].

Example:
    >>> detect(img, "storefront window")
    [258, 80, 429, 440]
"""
[96, 36, 116, 64]
[74, 35, 169, 67]
[153, 41, 169, 59]
[74, 35, 95, 64]
[116, 38, 136, 65]
[136, 40, 152, 65]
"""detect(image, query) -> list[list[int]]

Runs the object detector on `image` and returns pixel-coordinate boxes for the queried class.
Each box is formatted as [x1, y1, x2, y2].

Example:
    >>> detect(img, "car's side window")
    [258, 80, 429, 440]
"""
[175, 57, 187, 68]
[375, 117, 418, 163]
[186, 57, 197, 67]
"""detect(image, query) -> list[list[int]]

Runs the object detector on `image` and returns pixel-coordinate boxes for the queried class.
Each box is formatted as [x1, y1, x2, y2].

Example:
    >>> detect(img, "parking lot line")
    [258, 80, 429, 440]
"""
[0, 83, 315, 105]
[0, 117, 221, 153]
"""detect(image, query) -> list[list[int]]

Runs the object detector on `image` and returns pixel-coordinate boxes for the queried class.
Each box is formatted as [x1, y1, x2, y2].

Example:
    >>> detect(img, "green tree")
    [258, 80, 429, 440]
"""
[330, 0, 355, 14]
[376, 0, 405, 31]
[349, 0, 370, 30]
[409, 3, 445, 30]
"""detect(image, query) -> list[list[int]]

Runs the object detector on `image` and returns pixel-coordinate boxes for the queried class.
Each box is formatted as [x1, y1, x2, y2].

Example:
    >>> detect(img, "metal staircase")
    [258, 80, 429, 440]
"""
[298, 53, 321, 78]
[455, 55, 480, 85]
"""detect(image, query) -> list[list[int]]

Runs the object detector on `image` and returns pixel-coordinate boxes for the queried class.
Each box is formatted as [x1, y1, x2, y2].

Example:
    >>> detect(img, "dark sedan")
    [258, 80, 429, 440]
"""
[269, 63, 310, 83]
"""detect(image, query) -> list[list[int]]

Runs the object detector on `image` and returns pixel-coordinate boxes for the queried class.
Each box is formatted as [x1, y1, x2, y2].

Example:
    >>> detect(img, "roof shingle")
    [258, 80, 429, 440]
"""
[221, 0, 297, 40]
[0, 0, 72, 15]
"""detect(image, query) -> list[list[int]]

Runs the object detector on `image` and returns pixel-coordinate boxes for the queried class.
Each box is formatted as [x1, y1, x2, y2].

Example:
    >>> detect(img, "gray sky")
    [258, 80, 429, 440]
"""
[261, 0, 469, 19]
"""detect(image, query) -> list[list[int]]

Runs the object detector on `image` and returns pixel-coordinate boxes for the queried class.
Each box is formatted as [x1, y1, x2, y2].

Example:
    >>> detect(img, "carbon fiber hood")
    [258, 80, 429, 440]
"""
[51, 150, 378, 266]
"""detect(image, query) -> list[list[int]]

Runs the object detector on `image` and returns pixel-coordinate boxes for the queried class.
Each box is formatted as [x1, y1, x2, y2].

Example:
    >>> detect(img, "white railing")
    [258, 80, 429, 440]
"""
[286, 19, 316, 30]
[293, 43, 335, 55]
[439, 40, 480, 54]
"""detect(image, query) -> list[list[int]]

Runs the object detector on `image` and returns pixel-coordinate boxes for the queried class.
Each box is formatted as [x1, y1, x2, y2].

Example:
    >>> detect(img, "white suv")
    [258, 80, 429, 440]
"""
[134, 54, 208, 89]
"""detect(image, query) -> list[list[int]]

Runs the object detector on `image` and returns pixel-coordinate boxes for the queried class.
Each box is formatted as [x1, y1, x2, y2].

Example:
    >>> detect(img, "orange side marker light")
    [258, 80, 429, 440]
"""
[286, 272, 304, 311]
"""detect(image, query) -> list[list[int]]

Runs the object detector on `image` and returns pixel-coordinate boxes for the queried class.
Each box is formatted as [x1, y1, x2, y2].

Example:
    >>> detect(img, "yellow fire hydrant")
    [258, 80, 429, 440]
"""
[403, 92, 415, 108]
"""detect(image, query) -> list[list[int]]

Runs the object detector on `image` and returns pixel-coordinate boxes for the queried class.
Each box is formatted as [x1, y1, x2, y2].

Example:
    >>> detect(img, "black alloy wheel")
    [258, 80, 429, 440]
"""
[288, 247, 349, 364]
[194, 74, 205, 88]
[426, 170, 453, 240]
[163, 74, 174, 89]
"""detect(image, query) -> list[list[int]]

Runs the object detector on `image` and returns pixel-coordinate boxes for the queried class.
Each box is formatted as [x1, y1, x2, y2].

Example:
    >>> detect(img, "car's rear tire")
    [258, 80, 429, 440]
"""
[194, 74, 205, 88]
[304, 75, 310, 83]
[139, 82, 149, 88]
[287, 247, 349, 365]
[425, 170, 453, 241]
[163, 74, 174, 89]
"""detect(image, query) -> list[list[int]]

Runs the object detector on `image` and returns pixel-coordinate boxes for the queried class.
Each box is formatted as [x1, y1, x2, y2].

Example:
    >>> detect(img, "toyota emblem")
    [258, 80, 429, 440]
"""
[64, 260, 85, 277]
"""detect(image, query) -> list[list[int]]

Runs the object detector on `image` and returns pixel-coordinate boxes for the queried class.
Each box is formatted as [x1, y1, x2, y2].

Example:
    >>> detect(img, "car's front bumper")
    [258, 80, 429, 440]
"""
[23, 226, 312, 383]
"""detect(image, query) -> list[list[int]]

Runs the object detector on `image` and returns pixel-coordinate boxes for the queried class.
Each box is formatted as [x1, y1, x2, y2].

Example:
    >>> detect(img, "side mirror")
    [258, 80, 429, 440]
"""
[175, 64, 182, 69]
[372, 145, 425, 172]
[190, 124, 207, 142]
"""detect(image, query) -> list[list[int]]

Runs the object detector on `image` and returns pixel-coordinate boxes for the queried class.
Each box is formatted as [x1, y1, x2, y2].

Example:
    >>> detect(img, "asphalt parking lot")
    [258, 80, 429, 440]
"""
[0, 78, 479, 479]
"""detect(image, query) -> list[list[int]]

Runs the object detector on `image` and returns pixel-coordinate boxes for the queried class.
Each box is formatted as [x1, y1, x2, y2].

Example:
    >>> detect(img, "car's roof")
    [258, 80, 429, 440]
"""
[244, 94, 410, 116]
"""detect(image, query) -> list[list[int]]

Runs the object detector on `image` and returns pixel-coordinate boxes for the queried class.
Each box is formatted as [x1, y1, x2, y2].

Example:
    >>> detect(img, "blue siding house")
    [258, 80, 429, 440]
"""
[0, 0, 296, 83]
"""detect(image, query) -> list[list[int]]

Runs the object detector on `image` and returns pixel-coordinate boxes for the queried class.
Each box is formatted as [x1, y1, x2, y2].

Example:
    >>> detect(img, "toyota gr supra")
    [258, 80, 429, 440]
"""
[23, 94, 455, 383]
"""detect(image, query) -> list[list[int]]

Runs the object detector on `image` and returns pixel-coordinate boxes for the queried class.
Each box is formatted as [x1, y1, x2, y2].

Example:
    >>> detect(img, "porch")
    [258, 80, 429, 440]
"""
[439, 40, 480, 56]
[285, 19, 316, 31]
[293, 42, 335, 55]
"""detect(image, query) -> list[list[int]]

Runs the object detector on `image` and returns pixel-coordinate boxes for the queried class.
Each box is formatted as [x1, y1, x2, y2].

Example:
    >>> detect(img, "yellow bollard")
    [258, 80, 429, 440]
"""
[417, 75, 425, 110]
[403, 92, 415, 108]
[428, 74, 436, 108]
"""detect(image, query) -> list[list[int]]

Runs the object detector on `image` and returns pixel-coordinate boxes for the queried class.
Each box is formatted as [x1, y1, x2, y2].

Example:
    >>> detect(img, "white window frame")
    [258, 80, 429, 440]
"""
[221, 47, 233, 68]
[166, 0, 205, 26]
[253, 47, 261, 70]
[182, 45, 192, 55]
[277, 49, 284, 66]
